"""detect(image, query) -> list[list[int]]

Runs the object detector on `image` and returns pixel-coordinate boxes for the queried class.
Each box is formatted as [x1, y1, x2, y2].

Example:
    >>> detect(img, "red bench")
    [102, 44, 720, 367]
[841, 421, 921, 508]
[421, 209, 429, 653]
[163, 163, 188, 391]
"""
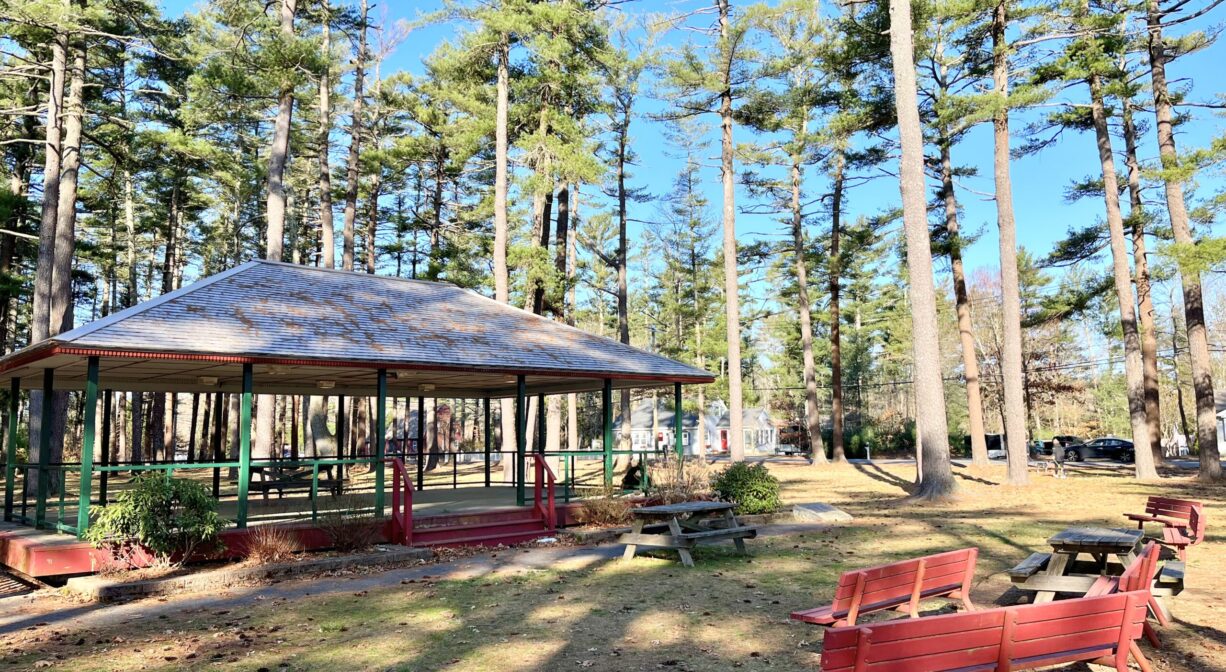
[820, 590, 1153, 672]
[1159, 505, 1202, 561]
[791, 548, 977, 627]
[1126, 496, 1205, 559]
[1087, 541, 1165, 646]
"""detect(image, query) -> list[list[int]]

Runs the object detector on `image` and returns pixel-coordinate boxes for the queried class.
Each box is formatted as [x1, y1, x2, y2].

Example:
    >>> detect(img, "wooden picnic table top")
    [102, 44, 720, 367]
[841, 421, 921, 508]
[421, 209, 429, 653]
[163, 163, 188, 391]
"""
[630, 501, 735, 516]
[1047, 526, 1143, 554]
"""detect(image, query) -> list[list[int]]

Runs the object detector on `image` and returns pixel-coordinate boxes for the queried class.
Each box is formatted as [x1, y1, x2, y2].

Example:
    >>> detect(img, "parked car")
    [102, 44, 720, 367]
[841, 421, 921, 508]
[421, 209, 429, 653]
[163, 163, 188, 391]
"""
[1032, 435, 1084, 457]
[1065, 437, 1134, 462]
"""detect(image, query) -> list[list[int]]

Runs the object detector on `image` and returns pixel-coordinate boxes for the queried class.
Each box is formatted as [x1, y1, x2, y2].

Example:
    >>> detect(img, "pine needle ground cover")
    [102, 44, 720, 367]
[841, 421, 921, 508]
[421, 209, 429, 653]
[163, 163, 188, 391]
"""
[2, 462, 1221, 671]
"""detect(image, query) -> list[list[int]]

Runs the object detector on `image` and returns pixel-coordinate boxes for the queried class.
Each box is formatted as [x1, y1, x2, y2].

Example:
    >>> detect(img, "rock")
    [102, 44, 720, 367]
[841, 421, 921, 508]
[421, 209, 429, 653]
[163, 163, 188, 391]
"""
[792, 502, 853, 523]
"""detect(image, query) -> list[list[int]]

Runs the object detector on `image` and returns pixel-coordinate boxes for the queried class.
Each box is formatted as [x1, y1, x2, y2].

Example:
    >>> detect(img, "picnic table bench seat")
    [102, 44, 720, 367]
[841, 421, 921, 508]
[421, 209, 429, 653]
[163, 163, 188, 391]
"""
[791, 548, 978, 628]
[250, 465, 342, 500]
[1007, 552, 1051, 579]
[1158, 560, 1184, 585]
[820, 590, 1153, 672]
[618, 501, 757, 567]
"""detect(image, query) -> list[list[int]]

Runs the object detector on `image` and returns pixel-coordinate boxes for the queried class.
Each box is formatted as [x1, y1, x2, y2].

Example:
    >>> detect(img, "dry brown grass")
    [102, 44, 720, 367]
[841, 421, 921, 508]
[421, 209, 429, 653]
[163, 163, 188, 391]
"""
[242, 525, 302, 565]
[573, 484, 634, 526]
[646, 457, 716, 505]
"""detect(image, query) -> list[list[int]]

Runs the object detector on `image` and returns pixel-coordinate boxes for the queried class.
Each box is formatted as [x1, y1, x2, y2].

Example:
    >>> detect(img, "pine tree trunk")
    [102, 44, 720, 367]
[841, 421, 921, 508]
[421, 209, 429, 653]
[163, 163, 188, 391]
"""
[940, 133, 988, 467]
[341, 0, 367, 272]
[1089, 72, 1159, 480]
[318, 0, 335, 268]
[829, 150, 846, 462]
[1122, 102, 1163, 463]
[616, 109, 632, 456]
[889, 0, 955, 499]
[792, 156, 826, 465]
[717, 0, 745, 463]
[991, 0, 1029, 485]
[131, 392, 145, 466]
[26, 20, 68, 491]
[265, 0, 296, 261]
[494, 38, 510, 303]
[1145, 3, 1220, 480]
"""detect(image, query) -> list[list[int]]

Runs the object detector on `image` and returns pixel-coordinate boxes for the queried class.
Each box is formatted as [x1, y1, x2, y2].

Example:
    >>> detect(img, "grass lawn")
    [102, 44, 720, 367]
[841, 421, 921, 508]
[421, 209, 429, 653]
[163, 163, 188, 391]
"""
[2, 460, 1222, 671]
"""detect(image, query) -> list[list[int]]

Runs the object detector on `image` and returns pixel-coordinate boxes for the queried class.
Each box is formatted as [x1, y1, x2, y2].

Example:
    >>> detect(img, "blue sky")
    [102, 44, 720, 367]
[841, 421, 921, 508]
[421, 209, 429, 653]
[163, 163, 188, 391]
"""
[167, 0, 1226, 318]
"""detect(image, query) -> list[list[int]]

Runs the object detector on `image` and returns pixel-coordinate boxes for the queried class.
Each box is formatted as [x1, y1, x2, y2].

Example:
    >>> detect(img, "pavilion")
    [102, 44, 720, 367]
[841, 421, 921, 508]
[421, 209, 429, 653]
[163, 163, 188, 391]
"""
[0, 261, 712, 574]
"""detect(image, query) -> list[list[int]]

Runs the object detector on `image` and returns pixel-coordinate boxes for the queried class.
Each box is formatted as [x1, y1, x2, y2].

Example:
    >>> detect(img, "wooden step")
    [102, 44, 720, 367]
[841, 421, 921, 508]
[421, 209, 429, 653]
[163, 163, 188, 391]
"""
[412, 517, 550, 545]
[415, 507, 544, 530]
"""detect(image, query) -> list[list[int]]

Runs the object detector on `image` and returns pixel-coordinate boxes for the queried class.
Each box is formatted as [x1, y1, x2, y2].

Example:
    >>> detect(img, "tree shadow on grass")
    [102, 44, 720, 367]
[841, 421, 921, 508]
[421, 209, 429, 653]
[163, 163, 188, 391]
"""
[851, 463, 914, 494]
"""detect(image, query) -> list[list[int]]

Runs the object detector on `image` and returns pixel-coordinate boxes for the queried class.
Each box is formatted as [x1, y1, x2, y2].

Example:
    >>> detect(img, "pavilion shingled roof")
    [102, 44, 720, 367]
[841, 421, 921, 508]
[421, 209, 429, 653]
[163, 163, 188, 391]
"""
[1, 261, 713, 385]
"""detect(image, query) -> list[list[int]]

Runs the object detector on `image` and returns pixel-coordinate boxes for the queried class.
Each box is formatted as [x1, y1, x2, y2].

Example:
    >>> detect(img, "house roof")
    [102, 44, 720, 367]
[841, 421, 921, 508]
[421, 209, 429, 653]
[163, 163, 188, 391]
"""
[0, 261, 713, 397]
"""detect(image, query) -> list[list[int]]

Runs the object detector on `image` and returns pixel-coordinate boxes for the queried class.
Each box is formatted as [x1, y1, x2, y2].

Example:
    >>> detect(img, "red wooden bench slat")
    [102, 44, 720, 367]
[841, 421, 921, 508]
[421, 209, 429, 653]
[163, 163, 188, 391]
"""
[820, 591, 1151, 672]
[792, 548, 977, 626]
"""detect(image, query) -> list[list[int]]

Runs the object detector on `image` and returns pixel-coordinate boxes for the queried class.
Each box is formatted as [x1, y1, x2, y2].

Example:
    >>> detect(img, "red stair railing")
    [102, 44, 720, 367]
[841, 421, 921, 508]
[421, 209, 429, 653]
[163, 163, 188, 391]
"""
[385, 457, 414, 546]
[531, 455, 557, 530]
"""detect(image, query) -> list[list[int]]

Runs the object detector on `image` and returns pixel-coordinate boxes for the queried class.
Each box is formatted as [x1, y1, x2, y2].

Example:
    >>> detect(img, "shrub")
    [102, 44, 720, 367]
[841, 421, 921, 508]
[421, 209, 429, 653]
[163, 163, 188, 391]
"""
[318, 498, 380, 552]
[575, 485, 633, 526]
[712, 462, 782, 515]
[244, 525, 302, 564]
[84, 473, 225, 567]
[647, 458, 714, 506]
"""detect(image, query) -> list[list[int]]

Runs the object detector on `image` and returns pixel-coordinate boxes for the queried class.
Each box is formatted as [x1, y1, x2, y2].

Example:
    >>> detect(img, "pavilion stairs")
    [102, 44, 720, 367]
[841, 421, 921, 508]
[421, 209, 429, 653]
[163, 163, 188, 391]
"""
[411, 508, 553, 548]
[386, 456, 560, 549]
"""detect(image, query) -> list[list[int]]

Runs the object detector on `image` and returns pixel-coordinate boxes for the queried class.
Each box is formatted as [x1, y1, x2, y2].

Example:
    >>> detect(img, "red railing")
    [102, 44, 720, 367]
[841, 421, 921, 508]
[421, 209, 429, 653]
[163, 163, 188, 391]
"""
[531, 455, 557, 530]
[386, 457, 414, 546]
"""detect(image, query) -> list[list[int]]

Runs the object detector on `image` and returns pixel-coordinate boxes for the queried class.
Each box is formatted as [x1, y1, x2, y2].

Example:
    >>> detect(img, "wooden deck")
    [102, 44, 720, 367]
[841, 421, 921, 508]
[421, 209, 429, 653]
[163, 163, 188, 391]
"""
[0, 488, 585, 578]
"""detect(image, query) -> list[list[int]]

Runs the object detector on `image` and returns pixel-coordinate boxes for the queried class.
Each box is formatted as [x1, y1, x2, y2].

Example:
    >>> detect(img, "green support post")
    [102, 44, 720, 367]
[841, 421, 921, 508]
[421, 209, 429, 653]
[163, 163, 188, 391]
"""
[674, 383, 684, 462]
[35, 369, 53, 529]
[515, 375, 526, 506]
[483, 396, 491, 488]
[76, 357, 99, 537]
[374, 369, 387, 517]
[602, 379, 613, 487]
[4, 377, 19, 522]
[236, 363, 253, 528]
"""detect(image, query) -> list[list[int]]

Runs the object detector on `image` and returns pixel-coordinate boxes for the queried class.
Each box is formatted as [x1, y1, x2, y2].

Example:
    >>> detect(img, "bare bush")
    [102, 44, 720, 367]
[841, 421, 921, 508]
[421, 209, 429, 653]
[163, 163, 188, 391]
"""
[243, 525, 302, 565]
[575, 484, 633, 527]
[318, 497, 380, 552]
[647, 458, 714, 505]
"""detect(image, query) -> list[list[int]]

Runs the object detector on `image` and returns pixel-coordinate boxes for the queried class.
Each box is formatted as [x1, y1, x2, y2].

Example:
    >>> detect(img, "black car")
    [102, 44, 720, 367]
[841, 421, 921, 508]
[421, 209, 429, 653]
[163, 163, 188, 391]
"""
[1065, 437, 1134, 462]
[1032, 435, 1084, 457]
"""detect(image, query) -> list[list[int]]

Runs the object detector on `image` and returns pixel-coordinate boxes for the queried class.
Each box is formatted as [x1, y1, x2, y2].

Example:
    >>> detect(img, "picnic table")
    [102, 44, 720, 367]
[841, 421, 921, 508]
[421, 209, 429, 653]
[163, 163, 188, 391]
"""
[618, 501, 757, 567]
[1009, 526, 1143, 603]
